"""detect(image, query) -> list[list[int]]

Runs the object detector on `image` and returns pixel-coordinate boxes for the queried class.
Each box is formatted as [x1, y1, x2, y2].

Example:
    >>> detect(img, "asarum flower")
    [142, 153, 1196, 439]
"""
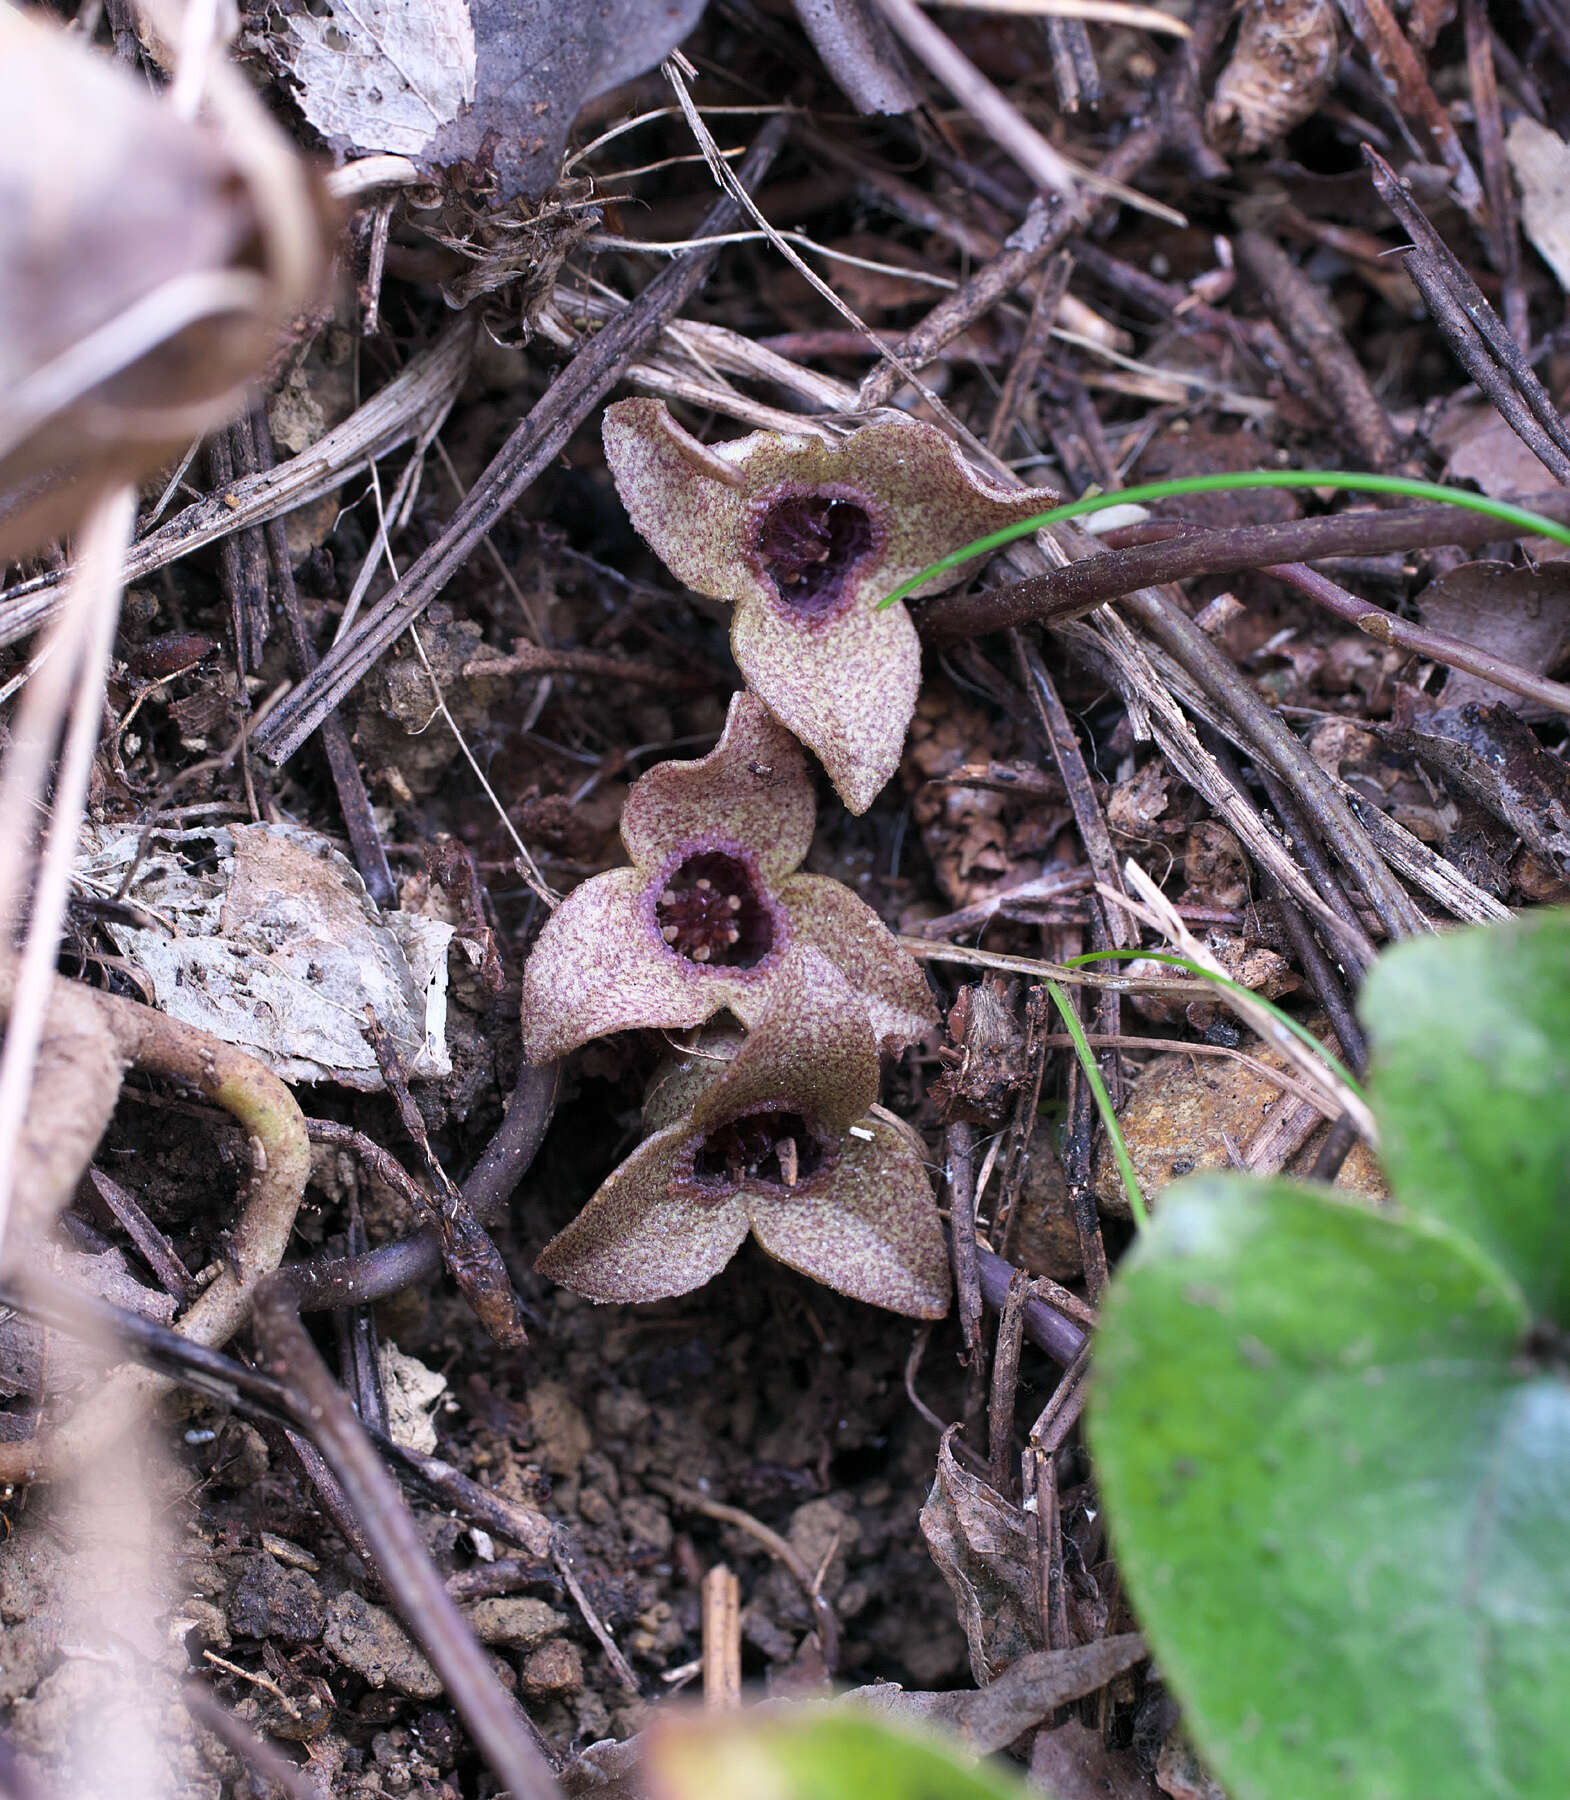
[533, 950, 951, 1317]
[519, 690, 936, 1063]
[602, 397, 1062, 813]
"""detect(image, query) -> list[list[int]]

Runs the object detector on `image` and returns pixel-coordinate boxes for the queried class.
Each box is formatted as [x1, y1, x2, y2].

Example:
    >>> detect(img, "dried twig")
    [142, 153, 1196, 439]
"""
[251, 115, 791, 766]
[284, 1059, 558, 1313]
[651, 1477, 842, 1673]
[0, 486, 135, 1249]
[1233, 228, 1404, 471]
[1367, 147, 1570, 482]
[945, 1121, 989, 1444]
[253, 1284, 562, 1798]
[916, 488, 1570, 639]
[0, 974, 310, 1483]
[0, 320, 477, 651]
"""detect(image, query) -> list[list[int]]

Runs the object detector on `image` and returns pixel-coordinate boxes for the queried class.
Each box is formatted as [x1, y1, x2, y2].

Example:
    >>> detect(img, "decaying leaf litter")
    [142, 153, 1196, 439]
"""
[2, 0, 1569, 1792]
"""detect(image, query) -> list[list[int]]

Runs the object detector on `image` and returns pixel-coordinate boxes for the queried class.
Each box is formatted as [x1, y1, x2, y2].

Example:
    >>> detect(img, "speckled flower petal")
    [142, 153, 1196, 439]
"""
[533, 1126, 749, 1303]
[520, 867, 765, 1062]
[691, 948, 879, 1140]
[605, 401, 1061, 610]
[731, 587, 920, 814]
[797, 414, 1060, 601]
[745, 1119, 950, 1318]
[641, 1025, 739, 1133]
[620, 690, 814, 884]
[603, 398, 763, 604]
[713, 412, 1059, 602]
[779, 873, 936, 1053]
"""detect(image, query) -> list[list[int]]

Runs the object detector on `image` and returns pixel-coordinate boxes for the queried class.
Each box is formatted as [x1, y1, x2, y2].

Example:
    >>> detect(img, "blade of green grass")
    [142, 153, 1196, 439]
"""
[1061, 948, 1368, 1101]
[1045, 979, 1148, 1229]
[877, 471, 1570, 609]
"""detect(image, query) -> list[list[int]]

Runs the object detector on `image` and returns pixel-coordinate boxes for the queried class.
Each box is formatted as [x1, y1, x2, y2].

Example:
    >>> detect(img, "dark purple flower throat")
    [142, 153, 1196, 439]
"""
[754, 493, 875, 617]
[655, 851, 775, 967]
[693, 1110, 832, 1191]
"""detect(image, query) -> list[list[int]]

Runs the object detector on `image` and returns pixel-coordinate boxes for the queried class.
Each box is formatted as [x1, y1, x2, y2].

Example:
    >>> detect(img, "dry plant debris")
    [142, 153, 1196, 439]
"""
[1, 0, 1570, 1794]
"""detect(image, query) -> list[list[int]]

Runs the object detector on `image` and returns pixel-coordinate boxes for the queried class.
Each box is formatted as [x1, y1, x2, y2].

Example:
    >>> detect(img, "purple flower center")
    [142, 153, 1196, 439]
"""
[754, 494, 875, 617]
[656, 851, 774, 967]
[693, 1109, 832, 1191]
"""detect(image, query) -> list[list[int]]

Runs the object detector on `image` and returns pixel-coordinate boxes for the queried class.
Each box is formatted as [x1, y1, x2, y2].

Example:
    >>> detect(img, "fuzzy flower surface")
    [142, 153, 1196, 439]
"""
[519, 690, 935, 1062]
[603, 398, 1062, 813]
[533, 950, 951, 1317]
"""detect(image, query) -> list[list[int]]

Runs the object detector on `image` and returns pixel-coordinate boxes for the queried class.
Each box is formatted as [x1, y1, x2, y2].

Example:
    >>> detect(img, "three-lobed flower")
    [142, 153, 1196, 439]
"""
[519, 689, 936, 1062]
[533, 949, 951, 1318]
[602, 398, 1062, 813]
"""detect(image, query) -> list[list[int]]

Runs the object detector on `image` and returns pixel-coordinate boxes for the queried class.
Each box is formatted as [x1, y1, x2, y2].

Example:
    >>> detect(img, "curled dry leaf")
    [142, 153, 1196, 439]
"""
[519, 690, 936, 1060]
[1205, 0, 1342, 155]
[534, 950, 950, 1318]
[271, 0, 705, 202]
[920, 1430, 1040, 1684]
[602, 399, 1061, 813]
[0, 6, 330, 560]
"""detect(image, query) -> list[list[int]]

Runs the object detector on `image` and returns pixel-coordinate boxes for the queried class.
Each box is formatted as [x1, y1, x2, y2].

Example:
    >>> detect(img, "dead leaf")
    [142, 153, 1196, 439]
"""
[1507, 116, 1570, 293]
[281, 0, 478, 161]
[1092, 1034, 1387, 1219]
[1385, 705, 1570, 875]
[1108, 761, 1179, 839]
[1442, 411, 1570, 562]
[1416, 561, 1570, 714]
[920, 1431, 1039, 1684]
[77, 822, 453, 1089]
[1030, 1717, 1160, 1800]
[847, 1633, 1146, 1755]
[0, 7, 329, 559]
[271, 0, 707, 201]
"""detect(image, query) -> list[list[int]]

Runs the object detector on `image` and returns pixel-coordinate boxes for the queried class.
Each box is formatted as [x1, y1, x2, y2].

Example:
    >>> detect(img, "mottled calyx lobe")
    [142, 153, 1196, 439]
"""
[754, 493, 874, 617]
[656, 851, 774, 966]
[693, 1109, 831, 1191]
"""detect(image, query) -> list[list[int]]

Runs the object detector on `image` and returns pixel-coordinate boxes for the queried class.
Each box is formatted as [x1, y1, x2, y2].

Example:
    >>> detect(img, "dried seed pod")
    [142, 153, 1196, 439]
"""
[1205, 0, 1343, 157]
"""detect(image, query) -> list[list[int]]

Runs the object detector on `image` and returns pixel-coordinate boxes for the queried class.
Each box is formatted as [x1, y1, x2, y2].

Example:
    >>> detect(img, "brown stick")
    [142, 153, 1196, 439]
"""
[853, 122, 1165, 411]
[0, 971, 309, 1484]
[916, 489, 1570, 641]
[702, 1565, 743, 1709]
[987, 1267, 1031, 1499]
[1233, 228, 1404, 472]
[1464, 0, 1528, 347]
[282, 1058, 558, 1312]
[1264, 560, 1570, 717]
[1367, 147, 1570, 480]
[251, 401, 397, 908]
[945, 1120, 989, 1446]
[254, 1284, 562, 1799]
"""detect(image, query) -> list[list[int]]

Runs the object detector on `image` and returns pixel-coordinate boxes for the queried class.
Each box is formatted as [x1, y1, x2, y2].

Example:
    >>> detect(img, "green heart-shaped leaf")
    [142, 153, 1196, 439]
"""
[1090, 911, 1570, 1800]
[1363, 908, 1570, 1319]
[645, 1709, 1036, 1800]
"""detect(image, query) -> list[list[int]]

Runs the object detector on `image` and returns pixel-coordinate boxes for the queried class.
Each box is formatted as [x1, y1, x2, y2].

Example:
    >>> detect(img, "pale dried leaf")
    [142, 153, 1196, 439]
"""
[272, 0, 706, 200]
[1508, 116, 1570, 293]
[281, 0, 478, 161]
[0, 7, 328, 557]
[78, 822, 453, 1088]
